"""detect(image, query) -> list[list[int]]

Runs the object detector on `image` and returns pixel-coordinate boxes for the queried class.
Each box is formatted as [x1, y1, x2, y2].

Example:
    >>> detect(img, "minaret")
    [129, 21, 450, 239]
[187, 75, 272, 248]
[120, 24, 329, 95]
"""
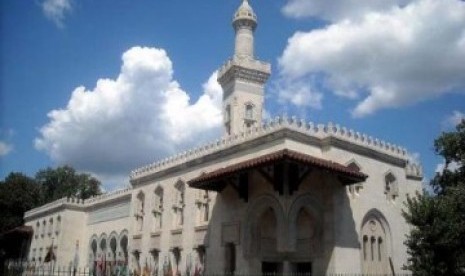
[217, 0, 271, 135]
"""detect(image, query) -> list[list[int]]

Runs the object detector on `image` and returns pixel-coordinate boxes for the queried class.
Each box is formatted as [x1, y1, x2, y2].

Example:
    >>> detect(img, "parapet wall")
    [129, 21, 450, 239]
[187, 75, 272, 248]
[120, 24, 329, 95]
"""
[24, 188, 132, 219]
[25, 117, 423, 220]
[131, 116, 423, 180]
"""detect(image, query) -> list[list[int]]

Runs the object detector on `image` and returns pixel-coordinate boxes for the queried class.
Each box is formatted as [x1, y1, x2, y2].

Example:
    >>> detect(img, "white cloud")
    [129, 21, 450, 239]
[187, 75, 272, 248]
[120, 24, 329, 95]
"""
[277, 80, 323, 109]
[443, 110, 465, 128]
[41, 0, 72, 28]
[282, 0, 412, 22]
[279, 0, 465, 117]
[35, 46, 223, 187]
[435, 160, 461, 174]
[0, 141, 13, 157]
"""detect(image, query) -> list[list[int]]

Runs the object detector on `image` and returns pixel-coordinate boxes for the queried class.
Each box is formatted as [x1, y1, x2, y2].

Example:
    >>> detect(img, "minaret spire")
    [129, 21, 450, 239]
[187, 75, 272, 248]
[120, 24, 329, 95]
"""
[217, 0, 271, 136]
[233, 0, 257, 59]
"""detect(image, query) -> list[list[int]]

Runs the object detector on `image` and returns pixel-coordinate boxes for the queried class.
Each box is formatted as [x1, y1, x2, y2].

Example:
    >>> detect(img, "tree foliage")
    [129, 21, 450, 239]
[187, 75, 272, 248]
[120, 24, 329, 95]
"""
[35, 165, 101, 203]
[403, 120, 465, 276]
[0, 166, 102, 233]
[0, 173, 42, 233]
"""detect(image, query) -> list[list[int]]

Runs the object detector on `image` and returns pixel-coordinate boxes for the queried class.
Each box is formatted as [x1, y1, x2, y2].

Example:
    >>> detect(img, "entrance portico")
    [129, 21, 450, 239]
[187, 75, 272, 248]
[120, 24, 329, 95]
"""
[189, 149, 367, 274]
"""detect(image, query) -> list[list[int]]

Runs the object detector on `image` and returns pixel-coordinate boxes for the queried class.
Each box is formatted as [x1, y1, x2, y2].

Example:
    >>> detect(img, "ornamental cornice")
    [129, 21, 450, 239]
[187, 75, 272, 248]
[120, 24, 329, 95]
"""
[130, 116, 423, 183]
[24, 188, 132, 221]
[218, 58, 271, 85]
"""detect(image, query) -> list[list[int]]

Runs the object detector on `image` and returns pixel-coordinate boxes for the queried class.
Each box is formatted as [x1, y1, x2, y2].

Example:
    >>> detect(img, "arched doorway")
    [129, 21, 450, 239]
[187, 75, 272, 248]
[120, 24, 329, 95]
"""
[291, 208, 314, 274]
[259, 208, 281, 274]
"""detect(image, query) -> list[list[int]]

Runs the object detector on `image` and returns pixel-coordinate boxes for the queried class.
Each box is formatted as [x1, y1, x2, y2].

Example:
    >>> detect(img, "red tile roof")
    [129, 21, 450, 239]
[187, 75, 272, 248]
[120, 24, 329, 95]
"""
[189, 149, 367, 188]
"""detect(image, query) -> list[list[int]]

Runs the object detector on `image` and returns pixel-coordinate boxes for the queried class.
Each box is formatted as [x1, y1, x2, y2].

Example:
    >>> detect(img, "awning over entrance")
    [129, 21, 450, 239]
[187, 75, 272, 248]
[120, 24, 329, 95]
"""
[0, 225, 33, 263]
[188, 149, 367, 200]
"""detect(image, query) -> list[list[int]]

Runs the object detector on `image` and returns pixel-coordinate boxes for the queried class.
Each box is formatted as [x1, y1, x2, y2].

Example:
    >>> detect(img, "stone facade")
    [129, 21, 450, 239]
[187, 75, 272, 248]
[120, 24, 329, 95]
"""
[23, 1, 423, 275]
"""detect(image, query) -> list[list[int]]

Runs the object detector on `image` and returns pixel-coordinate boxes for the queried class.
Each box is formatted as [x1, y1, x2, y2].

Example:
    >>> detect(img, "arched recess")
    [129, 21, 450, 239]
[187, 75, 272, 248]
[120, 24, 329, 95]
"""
[119, 230, 129, 263]
[89, 235, 99, 266]
[135, 191, 145, 232]
[55, 215, 61, 234]
[173, 179, 186, 228]
[154, 186, 164, 209]
[384, 171, 398, 201]
[98, 233, 108, 261]
[243, 194, 286, 257]
[153, 186, 164, 230]
[288, 193, 324, 255]
[360, 209, 392, 275]
[345, 159, 364, 196]
[244, 102, 255, 120]
[108, 231, 118, 261]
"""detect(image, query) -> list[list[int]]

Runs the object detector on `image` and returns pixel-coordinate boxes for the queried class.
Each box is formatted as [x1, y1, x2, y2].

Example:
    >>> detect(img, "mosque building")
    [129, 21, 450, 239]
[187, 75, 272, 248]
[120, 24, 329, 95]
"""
[24, 1, 423, 275]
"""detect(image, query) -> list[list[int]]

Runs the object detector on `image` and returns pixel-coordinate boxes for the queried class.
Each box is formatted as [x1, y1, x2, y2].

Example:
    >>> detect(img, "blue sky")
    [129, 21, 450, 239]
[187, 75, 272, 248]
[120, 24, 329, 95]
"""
[1, 0, 464, 190]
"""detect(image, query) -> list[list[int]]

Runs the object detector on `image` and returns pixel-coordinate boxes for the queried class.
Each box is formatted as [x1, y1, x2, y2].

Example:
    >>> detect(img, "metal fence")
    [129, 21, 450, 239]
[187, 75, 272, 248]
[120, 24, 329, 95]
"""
[4, 266, 92, 276]
[3, 262, 413, 276]
[2, 261, 128, 276]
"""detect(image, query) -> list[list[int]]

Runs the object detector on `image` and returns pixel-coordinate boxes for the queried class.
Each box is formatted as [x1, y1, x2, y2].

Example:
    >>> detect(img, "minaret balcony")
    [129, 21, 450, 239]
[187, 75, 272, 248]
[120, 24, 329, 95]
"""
[219, 57, 270, 76]
[218, 58, 271, 85]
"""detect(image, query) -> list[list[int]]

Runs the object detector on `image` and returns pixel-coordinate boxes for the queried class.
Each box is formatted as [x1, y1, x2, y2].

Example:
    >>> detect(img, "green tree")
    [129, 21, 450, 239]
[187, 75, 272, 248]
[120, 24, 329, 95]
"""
[403, 120, 465, 276]
[0, 173, 42, 233]
[0, 166, 102, 233]
[35, 165, 102, 203]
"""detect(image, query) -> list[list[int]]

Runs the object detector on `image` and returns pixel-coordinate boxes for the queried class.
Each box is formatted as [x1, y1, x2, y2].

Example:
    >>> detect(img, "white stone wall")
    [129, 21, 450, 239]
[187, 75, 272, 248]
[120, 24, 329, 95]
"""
[325, 146, 422, 274]
[24, 125, 422, 274]
[24, 190, 131, 269]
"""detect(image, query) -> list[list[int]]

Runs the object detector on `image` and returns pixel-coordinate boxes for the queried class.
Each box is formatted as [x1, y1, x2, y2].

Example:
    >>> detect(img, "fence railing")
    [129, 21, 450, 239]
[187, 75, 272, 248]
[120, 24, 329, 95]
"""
[3, 261, 413, 276]
[3, 261, 129, 276]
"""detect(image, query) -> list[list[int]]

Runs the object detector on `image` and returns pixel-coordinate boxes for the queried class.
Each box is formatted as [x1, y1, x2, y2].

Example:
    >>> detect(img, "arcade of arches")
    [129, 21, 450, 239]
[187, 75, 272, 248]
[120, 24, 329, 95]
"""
[89, 230, 129, 273]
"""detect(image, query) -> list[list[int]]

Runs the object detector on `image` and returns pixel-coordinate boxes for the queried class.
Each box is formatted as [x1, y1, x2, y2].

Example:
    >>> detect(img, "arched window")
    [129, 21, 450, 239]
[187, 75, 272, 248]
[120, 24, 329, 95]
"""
[244, 103, 255, 128]
[153, 186, 164, 231]
[195, 246, 206, 274]
[346, 160, 364, 197]
[135, 191, 145, 232]
[225, 105, 231, 135]
[35, 222, 40, 239]
[171, 247, 182, 272]
[55, 216, 61, 235]
[48, 218, 53, 236]
[100, 237, 107, 254]
[225, 105, 231, 122]
[120, 234, 128, 263]
[384, 172, 398, 201]
[361, 211, 390, 275]
[110, 236, 117, 260]
[133, 250, 141, 274]
[90, 237, 98, 268]
[196, 190, 210, 224]
[42, 220, 46, 237]
[150, 249, 160, 276]
[173, 181, 185, 228]
[245, 104, 254, 120]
